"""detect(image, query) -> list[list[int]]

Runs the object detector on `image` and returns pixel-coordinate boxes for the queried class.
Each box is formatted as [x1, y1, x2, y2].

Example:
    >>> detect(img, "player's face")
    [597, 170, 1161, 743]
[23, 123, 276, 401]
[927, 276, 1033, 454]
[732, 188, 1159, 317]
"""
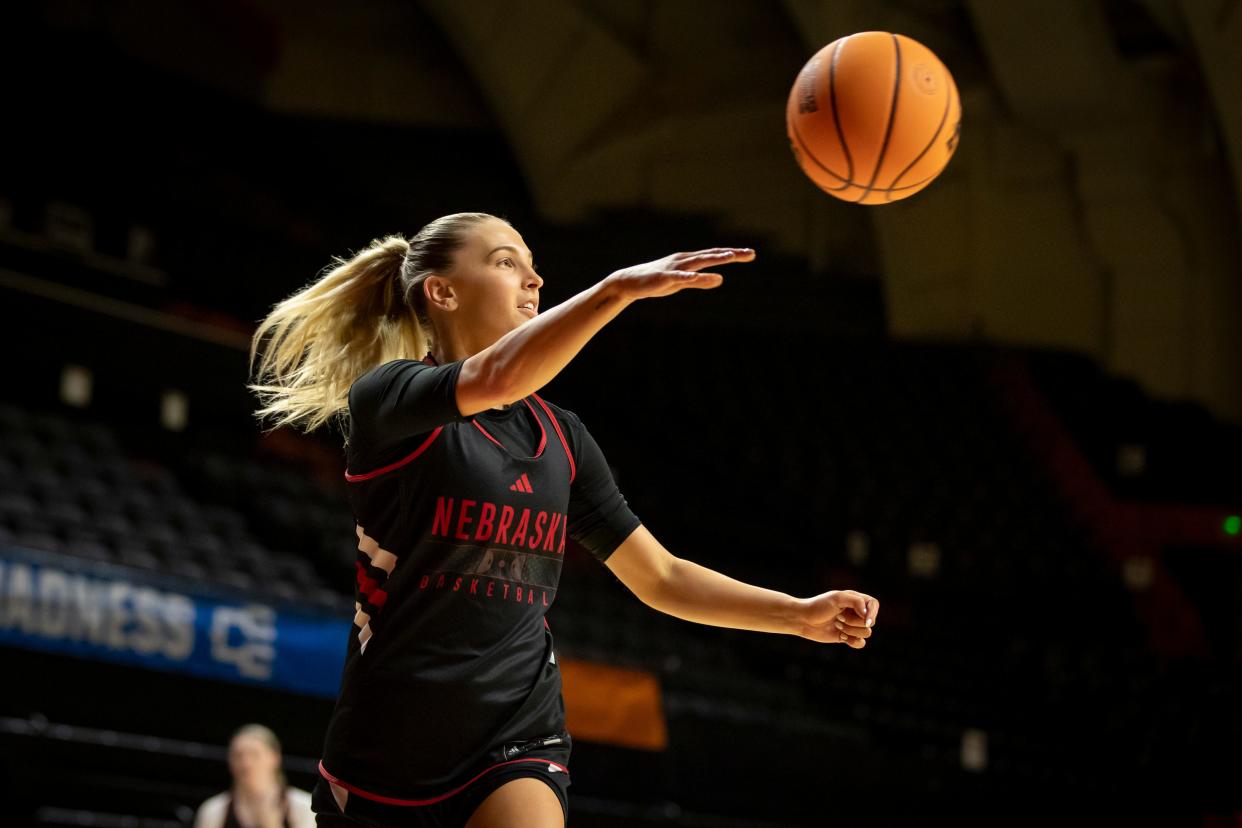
[443, 218, 543, 346]
[227, 734, 281, 791]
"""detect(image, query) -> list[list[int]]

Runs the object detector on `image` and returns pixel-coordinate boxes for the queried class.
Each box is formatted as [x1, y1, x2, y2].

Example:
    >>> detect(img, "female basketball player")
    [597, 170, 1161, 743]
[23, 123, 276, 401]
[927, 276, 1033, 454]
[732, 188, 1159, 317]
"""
[248, 212, 880, 828]
[193, 724, 314, 828]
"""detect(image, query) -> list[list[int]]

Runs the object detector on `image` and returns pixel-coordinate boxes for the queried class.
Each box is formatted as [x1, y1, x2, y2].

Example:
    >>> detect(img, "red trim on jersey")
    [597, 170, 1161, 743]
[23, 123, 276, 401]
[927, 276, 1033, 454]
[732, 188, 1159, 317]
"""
[344, 427, 443, 483]
[532, 393, 575, 484]
[317, 757, 569, 807]
[472, 420, 504, 448]
[471, 398, 548, 459]
[354, 562, 389, 608]
[343, 351, 444, 482]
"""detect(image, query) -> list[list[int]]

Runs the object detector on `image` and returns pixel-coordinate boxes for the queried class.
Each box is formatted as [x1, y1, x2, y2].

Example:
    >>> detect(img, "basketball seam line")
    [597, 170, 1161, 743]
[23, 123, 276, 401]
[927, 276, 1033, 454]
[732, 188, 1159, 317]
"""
[885, 59, 954, 200]
[792, 120, 940, 194]
[829, 35, 854, 186]
[826, 174, 940, 195]
[792, 33, 949, 198]
[791, 123, 851, 189]
[856, 33, 903, 203]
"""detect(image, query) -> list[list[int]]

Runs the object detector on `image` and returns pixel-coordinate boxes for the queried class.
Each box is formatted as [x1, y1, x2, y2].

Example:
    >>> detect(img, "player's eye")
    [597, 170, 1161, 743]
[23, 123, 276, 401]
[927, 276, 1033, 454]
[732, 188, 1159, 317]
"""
[499, 258, 514, 268]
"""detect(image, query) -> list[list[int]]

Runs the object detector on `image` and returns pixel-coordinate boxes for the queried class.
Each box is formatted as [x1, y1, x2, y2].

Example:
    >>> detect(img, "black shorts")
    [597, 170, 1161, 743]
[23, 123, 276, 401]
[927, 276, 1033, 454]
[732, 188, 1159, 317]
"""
[311, 732, 572, 827]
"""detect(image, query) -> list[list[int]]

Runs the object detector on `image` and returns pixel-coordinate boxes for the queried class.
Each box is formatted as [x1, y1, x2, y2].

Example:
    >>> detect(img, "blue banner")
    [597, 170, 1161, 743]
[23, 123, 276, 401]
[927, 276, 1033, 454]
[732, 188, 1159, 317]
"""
[0, 544, 350, 697]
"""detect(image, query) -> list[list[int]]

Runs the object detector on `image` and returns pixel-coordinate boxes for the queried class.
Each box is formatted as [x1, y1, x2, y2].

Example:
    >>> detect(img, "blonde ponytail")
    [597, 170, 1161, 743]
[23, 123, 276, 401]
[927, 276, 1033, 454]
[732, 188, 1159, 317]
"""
[247, 212, 503, 436]
[247, 234, 423, 435]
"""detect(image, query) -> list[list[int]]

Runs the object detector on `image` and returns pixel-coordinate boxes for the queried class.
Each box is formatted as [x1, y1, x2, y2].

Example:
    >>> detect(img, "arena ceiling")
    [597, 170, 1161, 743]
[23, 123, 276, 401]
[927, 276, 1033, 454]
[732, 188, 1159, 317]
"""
[62, 0, 1239, 260]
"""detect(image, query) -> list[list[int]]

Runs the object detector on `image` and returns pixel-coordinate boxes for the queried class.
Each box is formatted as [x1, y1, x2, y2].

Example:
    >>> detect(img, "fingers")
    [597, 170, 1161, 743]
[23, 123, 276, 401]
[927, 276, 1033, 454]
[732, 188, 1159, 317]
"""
[613, 248, 751, 299]
[836, 607, 868, 627]
[676, 248, 755, 270]
[684, 247, 754, 258]
[799, 625, 853, 645]
[834, 605, 874, 625]
[833, 619, 871, 640]
[796, 590, 882, 649]
[665, 270, 724, 289]
[839, 596, 879, 647]
[838, 594, 879, 628]
[799, 623, 868, 647]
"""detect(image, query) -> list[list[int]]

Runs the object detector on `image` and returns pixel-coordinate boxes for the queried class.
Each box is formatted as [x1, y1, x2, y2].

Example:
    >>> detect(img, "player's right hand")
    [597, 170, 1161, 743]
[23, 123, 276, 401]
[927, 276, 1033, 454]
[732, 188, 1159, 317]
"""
[603, 248, 755, 301]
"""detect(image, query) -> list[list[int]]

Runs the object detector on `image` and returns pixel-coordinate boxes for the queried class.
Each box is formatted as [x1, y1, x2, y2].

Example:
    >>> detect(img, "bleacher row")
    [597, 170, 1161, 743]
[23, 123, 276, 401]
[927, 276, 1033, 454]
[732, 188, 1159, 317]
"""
[545, 326, 1237, 816]
[1027, 349, 1242, 506]
[1, 331, 1239, 823]
[0, 402, 348, 610]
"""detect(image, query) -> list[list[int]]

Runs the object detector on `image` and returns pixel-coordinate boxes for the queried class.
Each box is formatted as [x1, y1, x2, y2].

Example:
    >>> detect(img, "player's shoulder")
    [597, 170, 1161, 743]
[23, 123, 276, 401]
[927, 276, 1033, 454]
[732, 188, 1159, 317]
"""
[348, 357, 455, 414]
[192, 792, 229, 826]
[284, 787, 315, 827]
[351, 357, 429, 391]
[198, 791, 230, 811]
[531, 394, 584, 431]
[287, 785, 313, 810]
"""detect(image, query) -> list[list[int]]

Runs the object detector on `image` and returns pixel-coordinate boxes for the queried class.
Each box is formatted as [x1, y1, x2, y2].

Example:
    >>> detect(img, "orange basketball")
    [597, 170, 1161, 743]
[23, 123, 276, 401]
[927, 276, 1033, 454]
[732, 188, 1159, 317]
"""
[786, 31, 961, 205]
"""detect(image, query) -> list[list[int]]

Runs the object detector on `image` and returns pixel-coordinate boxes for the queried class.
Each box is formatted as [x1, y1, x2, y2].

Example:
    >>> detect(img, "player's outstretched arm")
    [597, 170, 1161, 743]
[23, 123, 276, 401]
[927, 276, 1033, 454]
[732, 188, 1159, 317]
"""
[461, 248, 755, 412]
[605, 524, 879, 648]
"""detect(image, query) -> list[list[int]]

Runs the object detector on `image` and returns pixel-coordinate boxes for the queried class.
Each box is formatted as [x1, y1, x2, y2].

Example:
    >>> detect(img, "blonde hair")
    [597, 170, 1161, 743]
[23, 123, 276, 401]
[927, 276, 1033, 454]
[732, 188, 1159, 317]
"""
[247, 212, 504, 436]
[229, 722, 286, 790]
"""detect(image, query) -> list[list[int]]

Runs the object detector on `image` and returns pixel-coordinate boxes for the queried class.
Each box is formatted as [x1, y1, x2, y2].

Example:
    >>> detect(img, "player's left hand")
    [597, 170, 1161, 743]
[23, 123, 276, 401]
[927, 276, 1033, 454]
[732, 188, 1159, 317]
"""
[793, 590, 879, 648]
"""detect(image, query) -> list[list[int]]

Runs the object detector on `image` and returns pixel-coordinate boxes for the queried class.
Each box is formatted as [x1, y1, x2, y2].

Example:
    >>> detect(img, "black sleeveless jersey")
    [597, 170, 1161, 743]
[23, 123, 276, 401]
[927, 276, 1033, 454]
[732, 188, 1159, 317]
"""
[318, 352, 642, 801]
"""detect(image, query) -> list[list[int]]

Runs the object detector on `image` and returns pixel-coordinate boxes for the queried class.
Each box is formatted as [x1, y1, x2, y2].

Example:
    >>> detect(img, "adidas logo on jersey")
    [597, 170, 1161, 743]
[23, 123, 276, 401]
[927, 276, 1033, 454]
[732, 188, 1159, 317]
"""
[509, 473, 534, 493]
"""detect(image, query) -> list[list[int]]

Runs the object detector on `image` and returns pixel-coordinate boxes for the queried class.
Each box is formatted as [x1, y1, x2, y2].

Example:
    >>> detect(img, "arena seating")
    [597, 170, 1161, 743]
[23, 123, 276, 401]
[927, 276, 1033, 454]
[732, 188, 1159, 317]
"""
[4, 12, 1238, 821]
[1026, 349, 1242, 506]
[0, 402, 348, 611]
[6, 325, 1238, 824]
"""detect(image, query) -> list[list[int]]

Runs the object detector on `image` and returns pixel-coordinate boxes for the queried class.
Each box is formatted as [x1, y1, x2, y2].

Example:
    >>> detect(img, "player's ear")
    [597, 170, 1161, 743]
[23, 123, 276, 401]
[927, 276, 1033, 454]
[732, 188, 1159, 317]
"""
[424, 275, 458, 312]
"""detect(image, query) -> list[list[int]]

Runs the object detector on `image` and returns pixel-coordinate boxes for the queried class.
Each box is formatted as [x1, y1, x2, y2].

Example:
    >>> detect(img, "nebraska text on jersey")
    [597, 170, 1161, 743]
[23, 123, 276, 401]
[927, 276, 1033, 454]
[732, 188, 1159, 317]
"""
[431, 496, 568, 554]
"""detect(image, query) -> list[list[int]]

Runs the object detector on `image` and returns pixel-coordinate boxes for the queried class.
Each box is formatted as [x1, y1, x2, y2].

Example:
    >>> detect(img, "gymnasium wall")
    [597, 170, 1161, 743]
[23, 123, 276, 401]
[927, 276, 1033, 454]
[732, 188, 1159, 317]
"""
[8, 0, 1240, 425]
[420, 0, 1242, 424]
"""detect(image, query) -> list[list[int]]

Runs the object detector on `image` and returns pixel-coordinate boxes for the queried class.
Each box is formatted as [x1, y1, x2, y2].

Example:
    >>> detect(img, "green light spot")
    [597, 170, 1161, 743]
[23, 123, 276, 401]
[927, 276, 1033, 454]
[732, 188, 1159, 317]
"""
[1225, 516, 1241, 536]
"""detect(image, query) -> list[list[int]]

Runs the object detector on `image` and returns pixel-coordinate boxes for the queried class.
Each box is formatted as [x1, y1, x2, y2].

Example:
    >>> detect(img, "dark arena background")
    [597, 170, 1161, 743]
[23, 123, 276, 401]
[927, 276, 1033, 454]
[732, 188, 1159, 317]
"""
[2, 1, 1242, 825]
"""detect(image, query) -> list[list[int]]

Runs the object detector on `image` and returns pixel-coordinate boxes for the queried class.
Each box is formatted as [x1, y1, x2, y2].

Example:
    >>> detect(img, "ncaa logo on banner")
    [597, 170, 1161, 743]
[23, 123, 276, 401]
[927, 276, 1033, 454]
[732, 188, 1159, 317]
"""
[210, 604, 277, 680]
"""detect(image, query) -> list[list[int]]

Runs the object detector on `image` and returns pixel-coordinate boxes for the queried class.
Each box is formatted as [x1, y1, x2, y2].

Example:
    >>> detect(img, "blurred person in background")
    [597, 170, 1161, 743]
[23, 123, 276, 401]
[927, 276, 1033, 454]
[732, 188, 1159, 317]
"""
[194, 724, 314, 828]
[249, 212, 879, 827]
